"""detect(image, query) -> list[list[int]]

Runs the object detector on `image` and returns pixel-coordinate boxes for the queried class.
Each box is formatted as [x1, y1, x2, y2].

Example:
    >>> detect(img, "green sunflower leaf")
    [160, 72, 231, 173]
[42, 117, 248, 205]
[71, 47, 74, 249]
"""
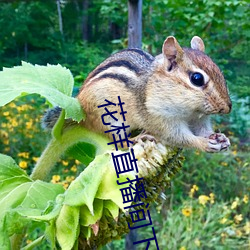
[56, 205, 80, 250]
[0, 62, 84, 122]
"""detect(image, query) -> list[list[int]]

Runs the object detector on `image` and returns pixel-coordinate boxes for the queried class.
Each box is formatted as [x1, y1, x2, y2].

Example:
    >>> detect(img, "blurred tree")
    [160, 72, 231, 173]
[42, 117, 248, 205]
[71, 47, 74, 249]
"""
[128, 0, 142, 48]
[126, 1, 142, 245]
[82, 0, 91, 41]
[57, 0, 64, 36]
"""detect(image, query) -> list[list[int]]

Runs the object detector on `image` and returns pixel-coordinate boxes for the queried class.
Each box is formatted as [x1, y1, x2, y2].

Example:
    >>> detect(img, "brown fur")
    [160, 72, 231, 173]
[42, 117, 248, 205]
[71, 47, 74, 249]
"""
[77, 36, 232, 152]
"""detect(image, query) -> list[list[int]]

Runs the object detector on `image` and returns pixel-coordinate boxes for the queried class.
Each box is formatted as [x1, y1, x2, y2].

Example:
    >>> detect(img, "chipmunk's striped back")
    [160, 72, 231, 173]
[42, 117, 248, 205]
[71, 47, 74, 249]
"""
[83, 48, 155, 88]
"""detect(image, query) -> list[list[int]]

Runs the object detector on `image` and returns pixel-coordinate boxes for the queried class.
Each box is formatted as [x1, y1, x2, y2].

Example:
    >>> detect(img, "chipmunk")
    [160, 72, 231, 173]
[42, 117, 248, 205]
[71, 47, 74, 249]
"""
[44, 36, 232, 153]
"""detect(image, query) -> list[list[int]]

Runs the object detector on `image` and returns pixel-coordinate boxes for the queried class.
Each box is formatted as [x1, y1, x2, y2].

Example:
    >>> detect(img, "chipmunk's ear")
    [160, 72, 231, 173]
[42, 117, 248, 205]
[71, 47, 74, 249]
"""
[191, 36, 205, 52]
[162, 36, 184, 62]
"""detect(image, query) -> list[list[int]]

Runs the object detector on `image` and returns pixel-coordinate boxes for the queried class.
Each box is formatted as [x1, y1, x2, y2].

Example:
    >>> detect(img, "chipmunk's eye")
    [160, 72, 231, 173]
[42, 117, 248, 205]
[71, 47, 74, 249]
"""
[190, 72, 204, 87]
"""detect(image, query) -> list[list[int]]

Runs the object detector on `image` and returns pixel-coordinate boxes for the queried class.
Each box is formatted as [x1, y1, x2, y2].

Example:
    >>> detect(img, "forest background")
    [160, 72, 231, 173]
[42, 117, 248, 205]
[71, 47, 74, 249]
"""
[0, 0, 249, 249]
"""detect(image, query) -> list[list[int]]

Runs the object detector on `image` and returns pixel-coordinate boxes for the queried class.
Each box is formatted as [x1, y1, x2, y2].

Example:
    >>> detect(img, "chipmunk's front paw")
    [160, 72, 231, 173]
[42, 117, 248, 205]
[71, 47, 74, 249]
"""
[131, 131, 156, 145]
[207, 133, 230, 152]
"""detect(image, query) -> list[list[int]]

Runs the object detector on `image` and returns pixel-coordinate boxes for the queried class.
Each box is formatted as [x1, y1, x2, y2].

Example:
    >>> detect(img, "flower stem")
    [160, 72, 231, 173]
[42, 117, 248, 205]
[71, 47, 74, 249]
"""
[30, 126, 110, 181]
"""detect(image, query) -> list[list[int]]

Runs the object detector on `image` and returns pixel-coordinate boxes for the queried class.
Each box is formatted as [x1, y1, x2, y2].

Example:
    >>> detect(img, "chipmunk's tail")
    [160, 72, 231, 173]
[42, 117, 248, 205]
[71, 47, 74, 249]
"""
[41, 106, 62, 130]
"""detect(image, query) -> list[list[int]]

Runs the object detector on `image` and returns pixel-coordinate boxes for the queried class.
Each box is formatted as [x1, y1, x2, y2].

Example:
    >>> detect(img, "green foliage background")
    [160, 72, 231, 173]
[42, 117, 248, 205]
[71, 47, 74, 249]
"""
[0, 0, 249, 249]
[0, 0, 249, 97]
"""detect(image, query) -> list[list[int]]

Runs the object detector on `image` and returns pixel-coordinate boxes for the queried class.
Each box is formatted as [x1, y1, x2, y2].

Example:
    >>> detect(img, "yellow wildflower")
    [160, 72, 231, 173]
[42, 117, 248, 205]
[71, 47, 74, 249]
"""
[4, 147, 10, 152]
[220, 217, 228, 224]
[11, 119, 18, 127]
[18, 152, 30, 159]
[189, 184, 199, 198]
[32, 157, 39, 162]
[194, 238, 201, 247]
[234, 214, 243, 224]
[198, 195, 210, 206]
[0, 130, 8, 138]
[182, 207, 192, 217]
[70, 165, 77, 172]
[51, 175, 61, 183]
[231, 201, 238, 209]
[19, 161, 28, 169]
[26, 121, 33, 129]
[244, 221, 250, 234]
[9, 102, 16, 108]
[66, 176, 75, 182]
[232, 150, 237, 156]
[209, 193, 215, 204]
[221, 162, 228, 167]
[17, 105, 28, 112]
[62, 160, 69, 166]
[231, 198, 240, 209]
[221, 232, 227, 238]
[3, 111, 9, 116]
[243, 195, 248, 204]
[179, 247, 186, 250]
[236, 230, 242, 237]
[18, 152, 24, 158]
[16, 106, 23, 112]
[75, 159, 81, 165]
[3, 138, 9, 145]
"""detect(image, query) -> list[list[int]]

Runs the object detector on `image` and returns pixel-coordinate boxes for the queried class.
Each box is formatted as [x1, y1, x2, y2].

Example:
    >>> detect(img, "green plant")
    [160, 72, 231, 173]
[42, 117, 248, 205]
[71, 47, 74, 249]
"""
[139, 192, 250, 250]
[0, 62, 182, 249]
[171, 145, 250, 203]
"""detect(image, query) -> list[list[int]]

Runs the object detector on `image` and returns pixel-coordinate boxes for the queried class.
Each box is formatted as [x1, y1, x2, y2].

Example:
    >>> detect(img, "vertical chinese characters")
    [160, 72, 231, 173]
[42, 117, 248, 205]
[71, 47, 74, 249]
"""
[98, 96, 159, 249]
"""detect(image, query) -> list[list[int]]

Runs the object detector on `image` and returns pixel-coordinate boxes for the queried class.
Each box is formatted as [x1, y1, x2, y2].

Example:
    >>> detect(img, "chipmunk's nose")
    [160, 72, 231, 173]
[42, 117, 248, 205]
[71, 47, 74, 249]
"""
[219, 101, 232, 114]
